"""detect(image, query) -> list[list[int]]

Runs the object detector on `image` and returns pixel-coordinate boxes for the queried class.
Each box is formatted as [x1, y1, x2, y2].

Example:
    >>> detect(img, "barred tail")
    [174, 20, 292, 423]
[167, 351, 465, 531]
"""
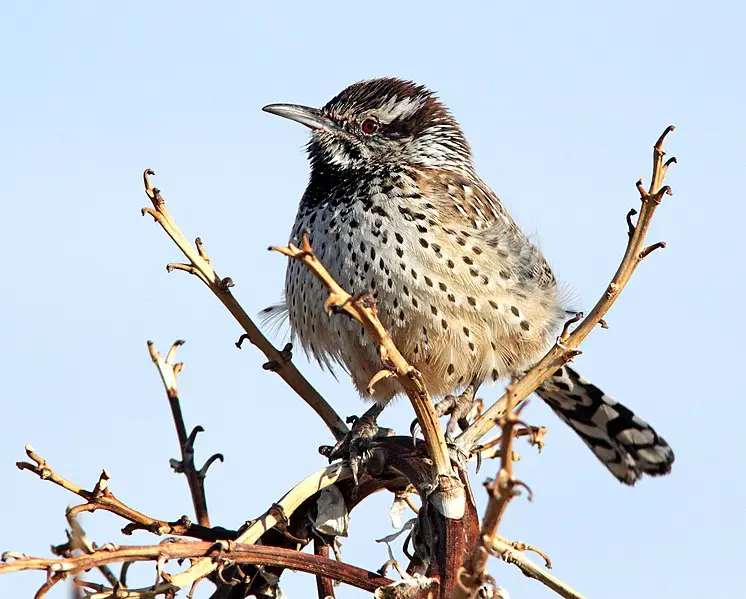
[536, 366, 674, 485]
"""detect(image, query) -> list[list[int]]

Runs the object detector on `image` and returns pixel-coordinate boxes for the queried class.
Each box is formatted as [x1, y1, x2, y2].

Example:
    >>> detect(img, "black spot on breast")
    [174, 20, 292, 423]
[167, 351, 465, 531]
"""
[489, 300, 499, 310]
[467, 297, 477, 306]
[447, 259, 455, 268]
[396, 247, 404, 257]
[424, 276, 433, 287]
[520, 320, 530, 331]
[447, 364, 455, 376]
[439, 282, 447, 291]
[419, 238, 429, 248]
[430, 305, 438, 315]
[511, 306, 520, 317]
[395, 232, 404, 244]
[441, 319, 448, 330]
[463, 256, 473, 265]
[448, 293, 456, 302]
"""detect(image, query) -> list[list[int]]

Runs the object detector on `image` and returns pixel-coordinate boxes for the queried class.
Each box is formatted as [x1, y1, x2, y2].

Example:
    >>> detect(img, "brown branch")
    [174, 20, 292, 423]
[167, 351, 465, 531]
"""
[455, 384, 528, 598]
[159, 463, 352, 594]
[1, 543, 393, 598]
[271, 234, 465, 519]
[457, 126, 676, 451]
[15, 446, 203, 538]
[148, 339, 221, 527]
[314, 537, 336, 599]
[141, 169, 348, 442]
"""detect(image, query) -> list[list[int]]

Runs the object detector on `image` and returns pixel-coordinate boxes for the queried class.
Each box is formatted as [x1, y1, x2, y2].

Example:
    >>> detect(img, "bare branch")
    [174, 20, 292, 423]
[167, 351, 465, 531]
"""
[148, 340, 219, 527]
[457, 126, 676, 451]
[141, 169, 348, 442]
[271, 233, 465, 519]
[16, 446, 198, 538]
[1, 543, 393, 597]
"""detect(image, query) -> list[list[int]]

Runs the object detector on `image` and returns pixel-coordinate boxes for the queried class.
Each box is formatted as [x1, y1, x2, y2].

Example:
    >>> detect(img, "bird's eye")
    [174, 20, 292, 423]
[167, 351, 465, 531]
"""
[361, 118, 378, 134]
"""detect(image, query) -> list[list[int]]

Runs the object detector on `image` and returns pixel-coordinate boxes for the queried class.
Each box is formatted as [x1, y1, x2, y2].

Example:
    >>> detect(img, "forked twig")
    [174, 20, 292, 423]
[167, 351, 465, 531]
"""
[16, 446, 197, 538]
[148, 340, 223, 527]
[141, 170, 348, 442]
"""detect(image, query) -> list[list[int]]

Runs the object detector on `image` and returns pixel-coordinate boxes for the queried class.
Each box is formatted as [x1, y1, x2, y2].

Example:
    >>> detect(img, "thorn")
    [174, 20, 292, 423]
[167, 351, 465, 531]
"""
[655, 125, 675, 150]
[219, 277, 234, 291]
[639, 241, 667, 260]
[598, 319, 609, 329]
[626, 208, 638, 237]
[235, 333, 250, 349]
[199, 453, 225, 479]
[650, 185, 672, 205]
[558, 311, 583, 344]
[143, 168, 156, 196]
[186, 426, 204, 449]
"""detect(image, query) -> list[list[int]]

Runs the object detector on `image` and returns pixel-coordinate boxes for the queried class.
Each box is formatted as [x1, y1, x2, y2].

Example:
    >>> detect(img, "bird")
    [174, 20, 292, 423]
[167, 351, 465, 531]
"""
[262, 77, 674, 485]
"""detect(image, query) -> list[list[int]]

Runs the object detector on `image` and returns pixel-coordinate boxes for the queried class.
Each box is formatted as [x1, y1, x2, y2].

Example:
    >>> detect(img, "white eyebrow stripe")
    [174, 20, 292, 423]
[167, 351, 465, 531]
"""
[377, 95, 425, 122]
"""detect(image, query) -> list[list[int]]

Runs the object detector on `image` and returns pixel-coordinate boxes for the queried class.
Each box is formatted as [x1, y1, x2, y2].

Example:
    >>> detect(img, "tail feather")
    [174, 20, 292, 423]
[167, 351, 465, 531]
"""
[536, 366, 674, 485]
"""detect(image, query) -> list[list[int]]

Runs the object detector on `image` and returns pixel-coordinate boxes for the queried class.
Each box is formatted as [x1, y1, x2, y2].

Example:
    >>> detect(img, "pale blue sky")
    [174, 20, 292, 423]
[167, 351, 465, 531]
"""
[1, 2, 744, 598]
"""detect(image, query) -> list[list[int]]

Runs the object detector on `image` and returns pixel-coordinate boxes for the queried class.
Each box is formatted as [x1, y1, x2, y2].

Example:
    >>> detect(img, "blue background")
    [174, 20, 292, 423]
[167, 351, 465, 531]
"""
[1, 2, 743, 597]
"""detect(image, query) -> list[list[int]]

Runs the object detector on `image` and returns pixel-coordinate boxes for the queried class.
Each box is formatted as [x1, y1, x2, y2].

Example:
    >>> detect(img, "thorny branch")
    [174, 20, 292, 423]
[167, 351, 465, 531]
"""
[456, 126, 676, 452]
[141, 169, 348, 442]
[148, 339, 223, 527]
[271, 234, 466, 519]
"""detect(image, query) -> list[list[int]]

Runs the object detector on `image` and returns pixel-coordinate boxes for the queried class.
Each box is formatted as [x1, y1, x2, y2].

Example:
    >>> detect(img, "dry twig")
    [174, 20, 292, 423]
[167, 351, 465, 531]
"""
[455, 383, 529, 599]
[271, 234, 465, 519]
[148, 339, 223, 527]
[16, 446, 199, 538]
[457, 126, 676, 452]
[141, 170, 348, 442]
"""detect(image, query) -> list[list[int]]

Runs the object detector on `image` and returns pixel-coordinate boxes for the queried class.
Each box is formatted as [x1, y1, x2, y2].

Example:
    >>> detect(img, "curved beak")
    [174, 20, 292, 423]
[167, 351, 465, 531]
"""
[262, 103, 340, 133]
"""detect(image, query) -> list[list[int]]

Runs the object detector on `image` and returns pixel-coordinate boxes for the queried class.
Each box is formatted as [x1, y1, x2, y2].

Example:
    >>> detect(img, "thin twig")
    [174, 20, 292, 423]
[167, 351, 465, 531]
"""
[16, 446, 198, 538]
[141, 170, 348, 442]
[271, 234, 465, 519]
[457, 126, 676, 451]
[455, 383, 528, 598]
[148, 340, 221, 527]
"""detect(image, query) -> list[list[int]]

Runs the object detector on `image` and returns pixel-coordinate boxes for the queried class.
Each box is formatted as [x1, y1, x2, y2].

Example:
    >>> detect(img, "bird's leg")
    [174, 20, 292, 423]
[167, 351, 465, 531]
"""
[411, 379, 483, 442]
[319, 403, 389, 485]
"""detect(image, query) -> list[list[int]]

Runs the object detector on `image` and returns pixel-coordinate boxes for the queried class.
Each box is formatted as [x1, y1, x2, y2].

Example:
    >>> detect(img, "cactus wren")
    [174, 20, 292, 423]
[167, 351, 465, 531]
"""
[263, 78, 674, 484]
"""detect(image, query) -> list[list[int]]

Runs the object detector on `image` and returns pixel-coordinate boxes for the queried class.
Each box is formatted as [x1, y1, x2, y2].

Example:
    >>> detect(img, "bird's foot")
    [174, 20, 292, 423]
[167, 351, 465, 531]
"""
[319, 403, 392, 486]
[410, 384, 480, 442]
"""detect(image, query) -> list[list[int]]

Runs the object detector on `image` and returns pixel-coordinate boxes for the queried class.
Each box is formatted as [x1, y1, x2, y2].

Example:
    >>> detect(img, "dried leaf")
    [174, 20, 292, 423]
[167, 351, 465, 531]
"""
[313, 485, 349, 537]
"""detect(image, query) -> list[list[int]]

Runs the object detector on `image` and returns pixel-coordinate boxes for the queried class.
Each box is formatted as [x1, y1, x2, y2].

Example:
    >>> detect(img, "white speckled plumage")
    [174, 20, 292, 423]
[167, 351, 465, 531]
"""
[264, 78, 674, 484]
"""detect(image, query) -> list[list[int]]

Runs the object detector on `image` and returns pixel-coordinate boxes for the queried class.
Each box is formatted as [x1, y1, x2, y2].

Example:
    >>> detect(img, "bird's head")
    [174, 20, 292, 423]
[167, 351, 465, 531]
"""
[263, 78, 472, 175]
